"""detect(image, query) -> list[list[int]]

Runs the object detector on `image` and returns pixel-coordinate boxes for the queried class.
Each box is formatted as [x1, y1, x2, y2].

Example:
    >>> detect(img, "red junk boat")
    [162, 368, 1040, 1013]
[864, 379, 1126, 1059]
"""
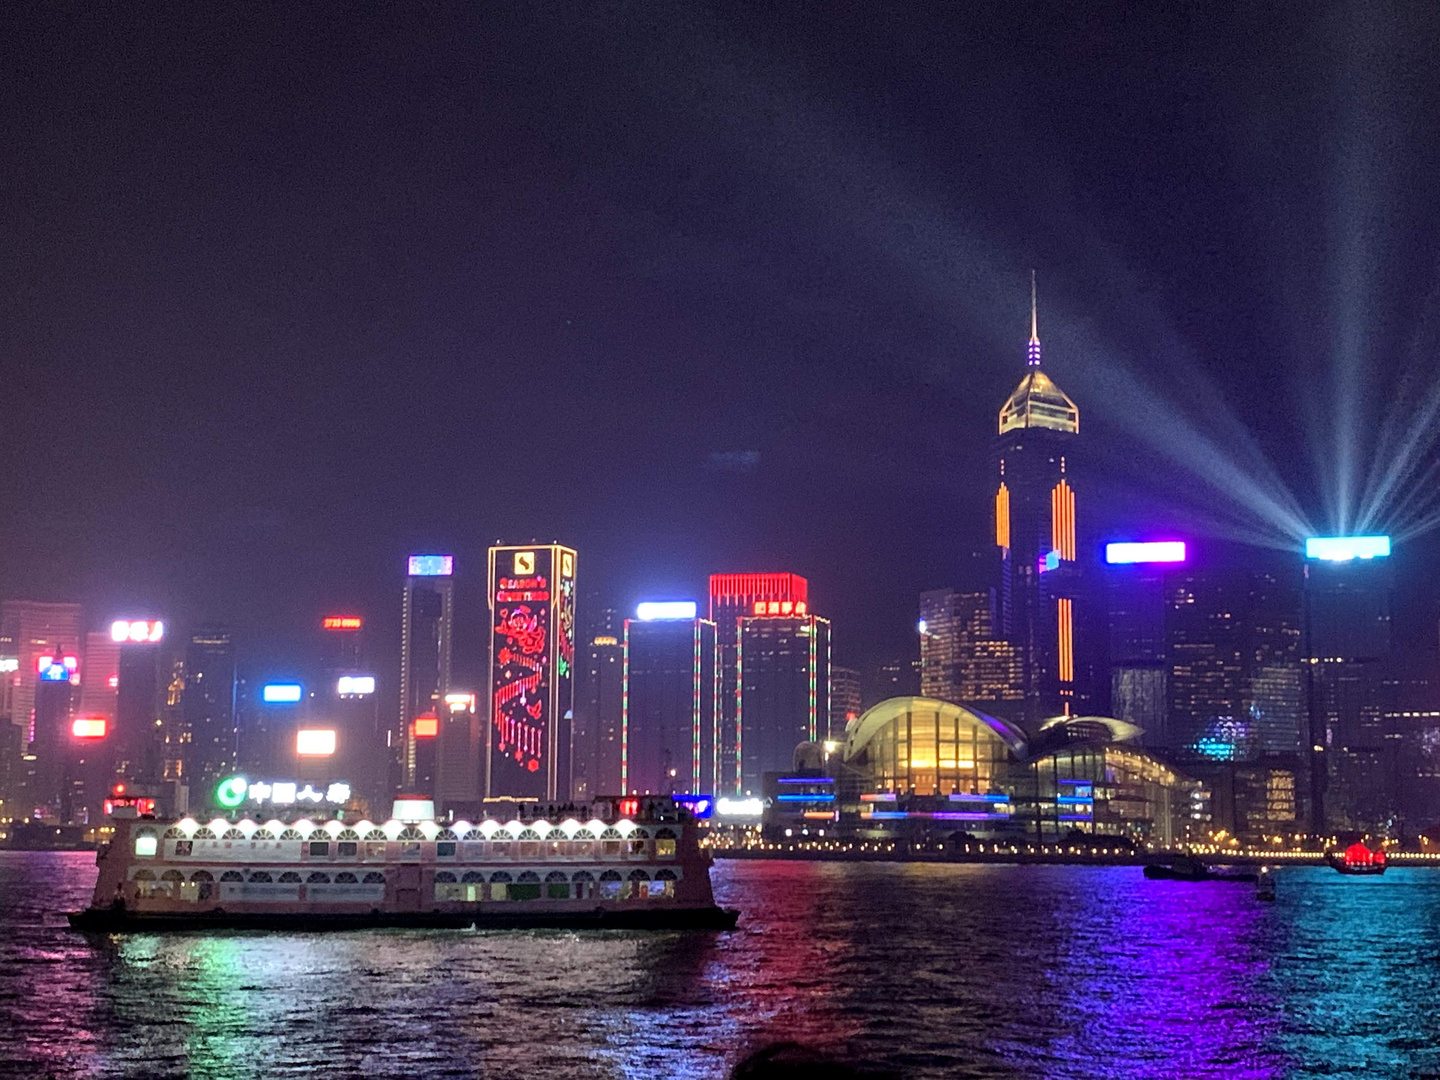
[1327, 841, 1387, 876]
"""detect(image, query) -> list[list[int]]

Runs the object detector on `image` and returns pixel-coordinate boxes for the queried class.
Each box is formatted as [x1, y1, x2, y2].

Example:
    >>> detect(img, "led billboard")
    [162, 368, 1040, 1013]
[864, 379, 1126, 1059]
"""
[295, 729, 337, 756]
[408, 554, 454, 577]
[488, 544, 576, 799]
[37, 654, 78, 682]
[636, 601, 698, 621]
[1105, 541, 1187, 565]
[71, 717, 107, 739]
[336, 675, 375, 696]
[111, 619, 163, 643]
[322, 616, 363, 630]
[1305, 535, 1391, 561]
[261, 683, 303, 704]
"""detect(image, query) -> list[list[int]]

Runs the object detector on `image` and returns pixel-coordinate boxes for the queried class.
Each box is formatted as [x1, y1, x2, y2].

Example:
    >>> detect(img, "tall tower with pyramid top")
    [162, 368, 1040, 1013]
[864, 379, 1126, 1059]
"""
[993, 273, 1082, 723]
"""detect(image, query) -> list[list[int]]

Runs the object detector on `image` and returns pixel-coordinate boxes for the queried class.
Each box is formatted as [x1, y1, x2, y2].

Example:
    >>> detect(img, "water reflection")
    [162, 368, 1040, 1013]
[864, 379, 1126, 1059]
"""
[4, 853, 1440, 1078]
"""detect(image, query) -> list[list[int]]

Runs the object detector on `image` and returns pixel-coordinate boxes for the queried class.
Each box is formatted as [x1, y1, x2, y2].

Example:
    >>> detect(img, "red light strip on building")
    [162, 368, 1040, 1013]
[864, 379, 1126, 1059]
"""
[1058, 598, 1074, 683]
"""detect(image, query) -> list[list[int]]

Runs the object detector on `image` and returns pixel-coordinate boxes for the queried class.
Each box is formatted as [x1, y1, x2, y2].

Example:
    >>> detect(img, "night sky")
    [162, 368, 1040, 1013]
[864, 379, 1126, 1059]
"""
[5, 3, 1440, 690]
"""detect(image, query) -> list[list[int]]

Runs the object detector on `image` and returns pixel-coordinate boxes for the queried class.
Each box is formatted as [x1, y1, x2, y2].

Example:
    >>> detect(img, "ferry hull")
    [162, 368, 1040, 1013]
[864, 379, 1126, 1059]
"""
[69, 903, 739, 933]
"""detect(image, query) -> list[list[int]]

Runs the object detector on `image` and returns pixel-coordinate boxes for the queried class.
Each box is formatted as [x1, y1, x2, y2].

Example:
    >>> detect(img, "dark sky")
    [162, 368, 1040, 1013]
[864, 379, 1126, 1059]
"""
[5, 2, 1440, 689]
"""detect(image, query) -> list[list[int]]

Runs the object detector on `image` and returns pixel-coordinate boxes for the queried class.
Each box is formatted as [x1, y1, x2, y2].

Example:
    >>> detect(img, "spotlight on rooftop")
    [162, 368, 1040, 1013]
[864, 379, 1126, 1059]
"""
[1304, 535, 1391, 562]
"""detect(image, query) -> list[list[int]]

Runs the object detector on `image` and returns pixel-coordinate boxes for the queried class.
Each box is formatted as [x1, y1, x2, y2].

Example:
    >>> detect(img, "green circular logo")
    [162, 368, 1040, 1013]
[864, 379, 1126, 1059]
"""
[215, 776, 248, 809]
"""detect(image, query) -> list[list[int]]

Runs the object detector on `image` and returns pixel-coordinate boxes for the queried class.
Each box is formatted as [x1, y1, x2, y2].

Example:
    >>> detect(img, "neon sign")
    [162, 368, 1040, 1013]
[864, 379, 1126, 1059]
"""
[262, 683, 303, 703]
[215, 776, 351, 809]
[336, 675, 375, 696]
[412, 714, 439, 738]
[408, 554, 454, 576]
[72, 717, 107, 738]
[322, 616, 363, 630]
[1305, 535, 1391, 561]
[37, 654, 78, 682]
[751, 600, 808, 616]
[1105, 541, 1187, 564]
[111, 620, 163, 643]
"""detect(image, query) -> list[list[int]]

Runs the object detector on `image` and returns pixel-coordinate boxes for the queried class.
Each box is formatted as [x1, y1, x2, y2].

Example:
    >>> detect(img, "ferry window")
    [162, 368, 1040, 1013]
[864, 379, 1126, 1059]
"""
[249, 871, 273, 883]
[545, 871, 570, 899]
[461, 871, 486, 883]
[436, 841, 456, 857]
[362, 872, 386, 884]
[598, 870, 622, 900]
[400, 842, 421, 861]
[489, 871, 512, 901]
[309, 841, 330, 857]
[490, 840, 510, 858]
[655, 839, 676, 858]
[180, 882, 200, 902]
[628, 839, 648, 856]
[174, 840, 193, 856]
[602, 840, 621, 856]
[335, 872, 358, 883]
[510, 883, 541, 901]
[365, 842, 386, 859]
[546, 841, 565, 857]
[338, 841, 357, 857]
[306, 872, 330, 884]
[518, 841, 539, 858]
[134, 834, 157, 857]
[220, 871, 243, 882]
[279, 871, 302, 883]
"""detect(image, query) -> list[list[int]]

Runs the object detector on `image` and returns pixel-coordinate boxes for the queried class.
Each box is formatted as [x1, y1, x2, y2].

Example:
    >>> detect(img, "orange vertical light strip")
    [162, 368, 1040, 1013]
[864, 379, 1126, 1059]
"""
[1051, 480, 1076, 561]
[1057, 598, 1074, 683]
[995, 484, 1010, 549]
[1051, 484, 1061, 553]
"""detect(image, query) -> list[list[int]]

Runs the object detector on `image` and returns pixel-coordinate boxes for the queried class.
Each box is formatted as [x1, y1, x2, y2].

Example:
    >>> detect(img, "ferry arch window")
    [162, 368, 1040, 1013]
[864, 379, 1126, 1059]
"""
[219, 871, 243, 882]
[334, 872, 359, 883]
[544, 871, 570, 900]
[279, 872, 302, 884]
[571, 870, 595, 899]
[249, 871, 273, 883]
[361, 872, 386, 885]
[598, 869, 623, 901]
[511, 871, 542, 901]
[489, 871, 513, 901]
[306, 872, 331, 884]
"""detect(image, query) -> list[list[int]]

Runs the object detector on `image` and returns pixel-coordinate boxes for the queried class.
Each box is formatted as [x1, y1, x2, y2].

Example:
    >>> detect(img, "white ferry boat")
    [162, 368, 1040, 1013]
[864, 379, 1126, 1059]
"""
[69, 796, 737, 931]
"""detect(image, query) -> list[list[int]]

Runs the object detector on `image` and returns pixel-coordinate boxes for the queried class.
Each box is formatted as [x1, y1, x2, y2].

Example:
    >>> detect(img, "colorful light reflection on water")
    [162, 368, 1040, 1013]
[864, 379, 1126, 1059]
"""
[3, 854, 1440, 1078]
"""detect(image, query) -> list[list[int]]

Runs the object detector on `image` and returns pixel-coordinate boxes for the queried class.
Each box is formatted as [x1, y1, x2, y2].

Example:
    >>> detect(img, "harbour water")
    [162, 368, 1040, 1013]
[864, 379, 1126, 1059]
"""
[3, 852, 1439, 1078]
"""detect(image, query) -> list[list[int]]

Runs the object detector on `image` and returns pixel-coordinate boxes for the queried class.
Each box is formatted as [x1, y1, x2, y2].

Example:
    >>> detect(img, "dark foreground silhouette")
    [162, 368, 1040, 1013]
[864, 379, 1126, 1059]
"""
[731, 1042, 900, 1079]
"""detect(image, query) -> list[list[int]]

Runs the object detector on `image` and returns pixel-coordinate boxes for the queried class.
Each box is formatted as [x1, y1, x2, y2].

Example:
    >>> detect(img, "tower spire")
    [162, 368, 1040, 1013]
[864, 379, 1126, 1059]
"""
[1027, 269, 1041, 367]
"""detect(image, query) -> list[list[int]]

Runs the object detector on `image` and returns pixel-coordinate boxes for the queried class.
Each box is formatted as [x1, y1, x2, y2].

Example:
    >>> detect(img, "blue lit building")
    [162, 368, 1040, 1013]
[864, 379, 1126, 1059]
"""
[622, 603, 719, 797]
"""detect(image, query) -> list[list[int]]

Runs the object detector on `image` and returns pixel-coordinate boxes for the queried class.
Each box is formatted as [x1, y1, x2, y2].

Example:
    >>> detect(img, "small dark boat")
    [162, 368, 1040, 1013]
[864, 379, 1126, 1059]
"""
[1256, 867, 1276, 901]
[1143, 854, 1257, 883]
[1327, 842, 1387, 876]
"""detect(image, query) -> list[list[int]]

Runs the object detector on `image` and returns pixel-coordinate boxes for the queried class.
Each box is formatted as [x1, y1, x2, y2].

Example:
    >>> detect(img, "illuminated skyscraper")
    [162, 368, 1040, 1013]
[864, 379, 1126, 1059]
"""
[0, 600, 84, 749]
[829, 666, 862, 741]
[27, 648, 79, 817]
[918, 589, 1024, 712]
[993, 275, 1082, 722]
[112, 619, 166, 786]
[573, 600, 623, 799]
[486, 544, 577, 800]
[710, 573, 811, 791]
[1303, 536, 1394, 831]
[622, 602, 719, 796]
[400, 555, 455, 791]
[181, 626, 237, 798]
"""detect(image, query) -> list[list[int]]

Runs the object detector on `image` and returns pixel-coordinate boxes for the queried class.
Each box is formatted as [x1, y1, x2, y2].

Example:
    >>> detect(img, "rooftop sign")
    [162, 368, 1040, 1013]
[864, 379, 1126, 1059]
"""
[1105, 541, 1187, 565]
[1305, 536, 1391, 561]
[636, 601, 698, 621]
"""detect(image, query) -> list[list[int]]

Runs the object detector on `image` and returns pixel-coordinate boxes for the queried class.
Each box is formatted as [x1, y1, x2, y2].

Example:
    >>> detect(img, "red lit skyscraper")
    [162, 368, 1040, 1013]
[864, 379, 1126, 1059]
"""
[486, 544, 577, 800]
[709, 574, 829, 794]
